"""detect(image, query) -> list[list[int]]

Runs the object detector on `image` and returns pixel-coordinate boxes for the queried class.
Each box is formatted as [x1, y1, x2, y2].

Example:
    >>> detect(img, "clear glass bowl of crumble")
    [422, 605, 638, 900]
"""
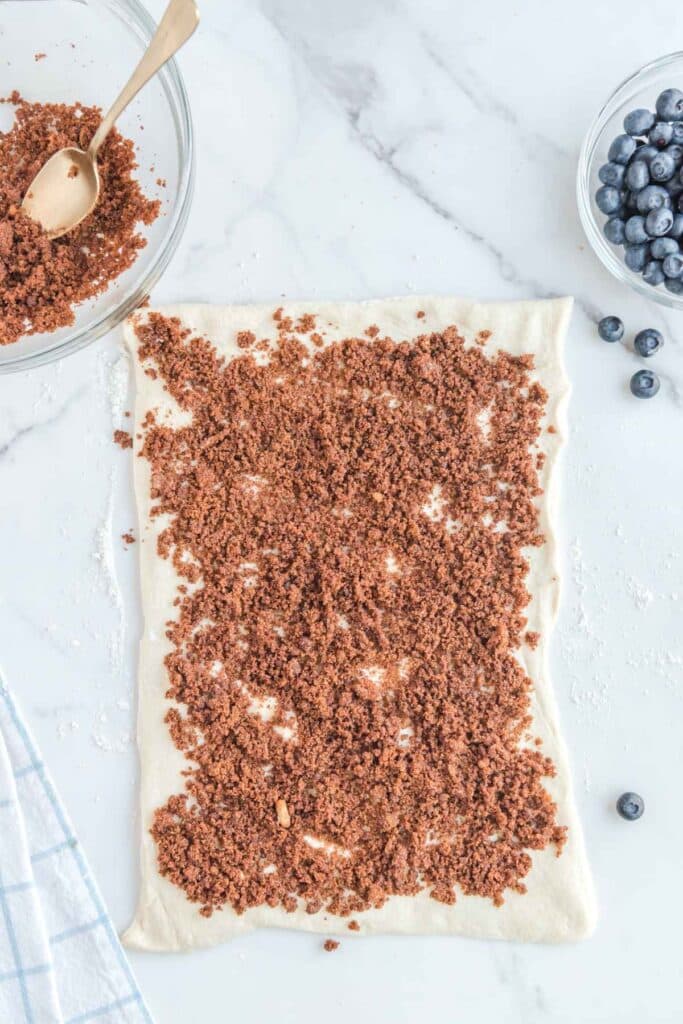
[0, 0, 194, 372]
[577, 51, 683, 310]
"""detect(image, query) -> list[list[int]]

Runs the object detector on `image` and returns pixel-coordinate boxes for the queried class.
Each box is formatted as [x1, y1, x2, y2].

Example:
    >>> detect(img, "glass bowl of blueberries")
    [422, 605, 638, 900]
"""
[578, 52, 683, 308]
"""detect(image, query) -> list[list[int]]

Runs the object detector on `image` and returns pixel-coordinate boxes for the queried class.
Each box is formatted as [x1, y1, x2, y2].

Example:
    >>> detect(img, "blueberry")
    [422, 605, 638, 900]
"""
[595, 185, 623, 215]
[616, 792, 645, 819]
[599, 161, 626, 187]
[665, 276, 683, 294]
[608, 133, 637, 164]
[643, 260, 665, 286]
[670, 213, 683, 238]
[634, 328, 664, 356]
[650, 122, 674, 148]
[666, 143, 683, 165]
[625, 159, 650, 189]
[603, 216, 626, 244]
[650, 236, 679, 258]
[636, 184, 670, 213]
[665, 177, 683, 198]
[671, 122, 683, 145]
[650, 151, 676, 181]
[646, 206, 674, 236]
[663, 252, 683, 277]
[624, 215, 650, 243]
[624, 108, 656, 135]
[656, 87, 683, 121]
[635, 144, 659, 164]
[630, 369, 660, 399]
[597, 315, 624, 342]
[624, 243, 649, 272]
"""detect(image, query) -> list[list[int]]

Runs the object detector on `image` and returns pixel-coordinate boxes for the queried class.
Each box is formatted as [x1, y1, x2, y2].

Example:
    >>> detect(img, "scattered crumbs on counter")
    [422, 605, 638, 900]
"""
[583, 762, 592, 793]
[90, 729, 133, 754]
[121, 531, 135, 545]
[34, 52, 46, 61]
[92, 473, 125, 672]
[625, 575, 654, 611]
[323, 940, 340, 953]
[57, 720, 80, 739]
[98, 348, 130, 430]
[113, 429, 133, 449]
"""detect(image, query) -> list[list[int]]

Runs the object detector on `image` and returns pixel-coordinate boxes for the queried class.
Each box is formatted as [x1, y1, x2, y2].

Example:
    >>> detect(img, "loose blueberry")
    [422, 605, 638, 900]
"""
[624, 215, 650, 243]
[624, 243, 649, 272]
[608, 133, 637, 164]
[635, 144, 659, 164]
[637, 184, 670, 213]
[616, 792, 645, 820]
[663, 252, 683, 277]
[630, 370, 660, 398]
[656, 87, 683, 121]
[603, 216, 626, 245]
[643, 259, 665, 286]
[625, 159, 650, 189]
[650, 151, 676, 182]
[666, 143, 683, 165]
[595, 185, 623, 215]
[669, 213, 683, 238]
[634, 328, 664, 356]
[597, 315, 624, 343]
[650, 122, 674, 148]
[665, 276, 683, 294]
[624, 108, 656, 135]
[645, 206, 674, 236]
[650, 236, 679, 258]
[599, 161, 626, 187]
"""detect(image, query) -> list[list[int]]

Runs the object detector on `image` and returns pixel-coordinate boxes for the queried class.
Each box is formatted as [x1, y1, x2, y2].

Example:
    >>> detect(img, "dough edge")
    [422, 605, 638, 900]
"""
[121, 295, 597, 951]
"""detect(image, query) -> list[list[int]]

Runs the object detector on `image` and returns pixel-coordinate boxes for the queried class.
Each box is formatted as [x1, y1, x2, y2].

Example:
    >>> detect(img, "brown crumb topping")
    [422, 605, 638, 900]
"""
[136, 309, 566, 922]
[0, 92, 159, 346]
[236, 330, 256, 349]
[323, 939, 340, 952]
[122, 532, 136, 546]
[416, 310, 425, 319]
[525, 631, 540, 649]
[347, 919, 360, 931]
[113, 430, 133, 450]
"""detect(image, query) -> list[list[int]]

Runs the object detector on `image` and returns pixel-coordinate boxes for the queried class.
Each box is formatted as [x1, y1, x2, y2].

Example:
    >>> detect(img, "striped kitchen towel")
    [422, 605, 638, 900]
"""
[0, 675, 153, 1024]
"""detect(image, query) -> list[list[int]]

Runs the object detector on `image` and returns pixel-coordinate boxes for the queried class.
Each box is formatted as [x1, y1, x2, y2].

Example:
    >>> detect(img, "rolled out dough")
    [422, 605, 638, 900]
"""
[123, 295, 596, 950]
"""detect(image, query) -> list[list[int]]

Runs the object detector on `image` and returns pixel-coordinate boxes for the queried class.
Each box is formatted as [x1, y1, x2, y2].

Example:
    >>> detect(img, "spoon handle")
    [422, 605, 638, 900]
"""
[87, 0, 199, 160]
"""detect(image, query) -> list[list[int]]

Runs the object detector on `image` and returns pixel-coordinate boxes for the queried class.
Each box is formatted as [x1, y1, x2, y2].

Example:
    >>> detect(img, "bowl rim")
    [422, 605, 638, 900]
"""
[0, 0, 195, 373]
[577, 50, 683, 311]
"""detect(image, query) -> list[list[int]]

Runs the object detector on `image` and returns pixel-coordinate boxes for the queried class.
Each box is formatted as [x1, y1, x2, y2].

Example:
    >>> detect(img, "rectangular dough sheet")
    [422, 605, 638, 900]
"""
[123, 295, 596, 950]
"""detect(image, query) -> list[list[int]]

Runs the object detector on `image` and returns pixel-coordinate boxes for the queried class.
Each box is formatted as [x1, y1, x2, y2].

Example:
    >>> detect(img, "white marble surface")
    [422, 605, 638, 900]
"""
[2, 1, 683, 1020]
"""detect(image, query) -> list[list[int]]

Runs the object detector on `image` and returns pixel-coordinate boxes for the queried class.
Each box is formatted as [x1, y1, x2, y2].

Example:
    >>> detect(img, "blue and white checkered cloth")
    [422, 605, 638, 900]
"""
[0, 675, 153, 1024]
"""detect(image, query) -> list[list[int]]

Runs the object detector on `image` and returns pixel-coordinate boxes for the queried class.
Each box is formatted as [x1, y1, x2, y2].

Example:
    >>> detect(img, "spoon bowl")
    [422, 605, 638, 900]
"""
[22, 147, 99, 239]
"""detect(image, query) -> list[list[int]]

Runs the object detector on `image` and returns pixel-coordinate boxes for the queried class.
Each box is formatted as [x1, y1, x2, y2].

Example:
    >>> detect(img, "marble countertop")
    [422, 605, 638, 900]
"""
[2, 1, 682, 1021]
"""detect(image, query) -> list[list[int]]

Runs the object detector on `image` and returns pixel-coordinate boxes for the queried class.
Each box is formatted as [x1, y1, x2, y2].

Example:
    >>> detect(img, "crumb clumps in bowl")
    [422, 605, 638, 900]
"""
[0, 92, 159, 346]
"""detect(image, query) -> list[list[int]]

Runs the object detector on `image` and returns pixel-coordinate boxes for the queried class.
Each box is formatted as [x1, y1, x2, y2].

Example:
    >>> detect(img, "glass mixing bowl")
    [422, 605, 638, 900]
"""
[577, 52, 683, 311]
[0, 0, 194, 372]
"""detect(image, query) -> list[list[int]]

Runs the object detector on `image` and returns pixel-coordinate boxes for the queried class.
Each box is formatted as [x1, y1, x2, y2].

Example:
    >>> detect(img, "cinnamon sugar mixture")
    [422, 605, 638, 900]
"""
[0, 93, 159, 345]
[135, 309, 566, 921]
